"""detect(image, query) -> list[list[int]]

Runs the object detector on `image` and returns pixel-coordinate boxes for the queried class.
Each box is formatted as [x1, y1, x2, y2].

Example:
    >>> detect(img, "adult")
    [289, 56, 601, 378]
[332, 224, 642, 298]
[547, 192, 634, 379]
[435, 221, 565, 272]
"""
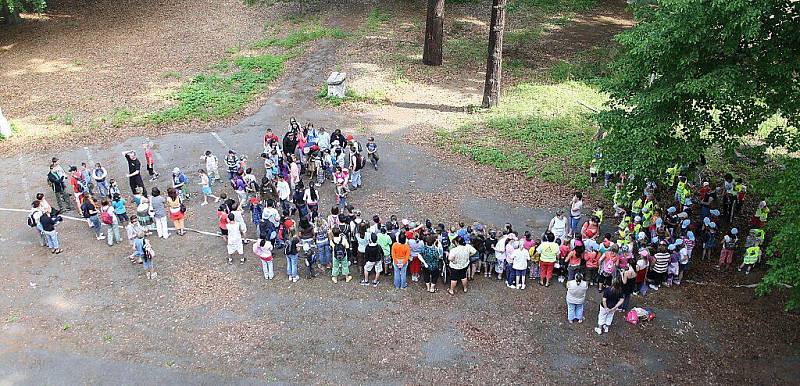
[569, 192, 584, 237]
[566, 272, 588, 323]
[149, 187, 168, 239]
[80, 192, 104, 241]
[537, 231, 559, 287]
[580, 216, 600, 241]
[166, 187, 186, 236]
[447, 236, 476, 295]
[254, 239, 274, 280]
[419, 235, 442, 293]
[621, 259, 637, 311]
[566, 239, 584, 281]
[39, 208, 62, 254]
[362, 233, 384, 287]
[330, 228, 352, 283]
[29, 200, 46, 247]
[47, 164, 72, 212]
[317, 127, 331, 151]
[595, 278, 624, 335]
[172, 167, 188, 198]
[282, 131, 298, 158]
[124, 151, 146, 195]
[349, 146, 364, 190]
[548, 210, 568, 240]
[92, 163, 109, 198]
[392, 233, 411, 289]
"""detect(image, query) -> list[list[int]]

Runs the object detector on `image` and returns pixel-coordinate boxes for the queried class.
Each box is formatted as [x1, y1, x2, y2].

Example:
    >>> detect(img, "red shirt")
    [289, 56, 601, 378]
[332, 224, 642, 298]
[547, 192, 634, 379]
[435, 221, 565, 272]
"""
[145, 149, 154, 166]
[264, 132, 279, 144]
[217, 211, 228, 229]
[584, 251, 599, 268]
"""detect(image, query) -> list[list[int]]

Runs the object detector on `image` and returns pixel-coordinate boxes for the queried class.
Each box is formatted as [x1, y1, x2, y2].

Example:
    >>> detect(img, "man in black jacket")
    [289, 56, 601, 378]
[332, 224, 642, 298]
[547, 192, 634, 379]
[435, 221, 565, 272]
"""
[47, 164, 73, 212]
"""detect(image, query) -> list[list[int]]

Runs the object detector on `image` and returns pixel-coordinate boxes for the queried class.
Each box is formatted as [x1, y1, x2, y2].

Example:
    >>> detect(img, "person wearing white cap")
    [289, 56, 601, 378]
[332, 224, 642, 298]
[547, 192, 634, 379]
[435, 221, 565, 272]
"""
[717, 229, 738, 270]
[752, 200, 769, 228]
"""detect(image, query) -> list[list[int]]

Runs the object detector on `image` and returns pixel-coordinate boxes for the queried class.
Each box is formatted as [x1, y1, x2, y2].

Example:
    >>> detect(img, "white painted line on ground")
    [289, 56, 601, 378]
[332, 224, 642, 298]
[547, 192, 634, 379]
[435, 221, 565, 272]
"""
[83, 146, 94, 165]
[211, 132, 228, 149]
[17, 156, 31, 202]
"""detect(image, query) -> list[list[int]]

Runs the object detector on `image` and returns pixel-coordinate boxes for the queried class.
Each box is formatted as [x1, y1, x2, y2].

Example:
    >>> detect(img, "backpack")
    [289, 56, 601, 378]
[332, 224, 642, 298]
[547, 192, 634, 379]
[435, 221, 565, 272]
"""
[101, 211, 114, 225]
[355, 153, 365, 170]
[333, 240, 347, 261]
[27, 212, 37, 227]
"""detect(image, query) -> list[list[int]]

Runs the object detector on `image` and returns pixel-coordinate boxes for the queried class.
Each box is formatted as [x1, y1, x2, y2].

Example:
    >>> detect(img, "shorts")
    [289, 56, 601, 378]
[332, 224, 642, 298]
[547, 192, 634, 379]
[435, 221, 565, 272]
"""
[679, 263, 688, 273]
[514, 269, 527, 277]
[422, 267, 441, 283]
[227, 243, 243, 255]
[220, 227, 228, 236]
[469, 254, 481, 263]
[202, 186, 212, 195]
[364, 261, 383, 273]
[449, 266, 467, 281]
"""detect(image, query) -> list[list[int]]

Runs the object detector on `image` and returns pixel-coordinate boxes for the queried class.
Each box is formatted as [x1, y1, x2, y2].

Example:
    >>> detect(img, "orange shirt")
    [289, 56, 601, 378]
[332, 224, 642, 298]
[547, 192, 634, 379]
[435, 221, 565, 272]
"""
[391, 242, 411, 265]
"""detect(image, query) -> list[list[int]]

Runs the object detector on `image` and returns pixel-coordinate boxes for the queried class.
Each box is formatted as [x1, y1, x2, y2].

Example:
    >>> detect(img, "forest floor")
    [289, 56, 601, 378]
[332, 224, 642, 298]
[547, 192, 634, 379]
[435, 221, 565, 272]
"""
[0, 0, 798, 384]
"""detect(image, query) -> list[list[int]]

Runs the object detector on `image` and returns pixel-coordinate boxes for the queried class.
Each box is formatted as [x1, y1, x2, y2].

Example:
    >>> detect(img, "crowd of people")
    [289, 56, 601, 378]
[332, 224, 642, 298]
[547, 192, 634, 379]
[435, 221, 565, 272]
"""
[26, 118, 769, 334]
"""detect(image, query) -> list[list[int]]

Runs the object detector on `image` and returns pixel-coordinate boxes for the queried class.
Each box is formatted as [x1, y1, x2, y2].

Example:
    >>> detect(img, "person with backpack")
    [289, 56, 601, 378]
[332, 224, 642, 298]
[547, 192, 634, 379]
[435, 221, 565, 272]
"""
[142, 237, 157, 279]
[285, 235, 300, 282]
[330, 228, 352, 283]
[166, 187, 186, 236]
[28, 200, 47, 247]
[150, 187, 168, 239]
[100, 199, 122, 246]
[304, 184, 319, 221]
[47, 164, 72, 212]
[80, 192, 105, 241]
[419, 235, 442, 293]
[597, 244, 620, 292]
[361, 233, 384, 287]
[68, 166, 85, 210]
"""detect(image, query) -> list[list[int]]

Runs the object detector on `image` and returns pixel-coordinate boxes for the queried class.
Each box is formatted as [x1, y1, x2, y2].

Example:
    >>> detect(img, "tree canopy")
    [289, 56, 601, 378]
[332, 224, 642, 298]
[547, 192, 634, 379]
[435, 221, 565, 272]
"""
[597, 0, 800, 309]
[1, 0, 46, 23]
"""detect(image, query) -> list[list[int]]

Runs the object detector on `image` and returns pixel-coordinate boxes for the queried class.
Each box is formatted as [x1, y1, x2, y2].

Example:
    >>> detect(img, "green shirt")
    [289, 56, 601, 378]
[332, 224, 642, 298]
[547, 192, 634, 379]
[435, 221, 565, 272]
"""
[377, 233, 392, 257]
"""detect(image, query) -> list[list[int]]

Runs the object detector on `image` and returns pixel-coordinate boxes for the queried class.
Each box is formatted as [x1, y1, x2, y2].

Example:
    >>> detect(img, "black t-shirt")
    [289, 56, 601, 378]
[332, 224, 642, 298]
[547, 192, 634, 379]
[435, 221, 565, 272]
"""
[40, 214, 56, 232]
[365, 244, 384, 262]
[603, 287, 623, 309]
[81, 201, 97, 218]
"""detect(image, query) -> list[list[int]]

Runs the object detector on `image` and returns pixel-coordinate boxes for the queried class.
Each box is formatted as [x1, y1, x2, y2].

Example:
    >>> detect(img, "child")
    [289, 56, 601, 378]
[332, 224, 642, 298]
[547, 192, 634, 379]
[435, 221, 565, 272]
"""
[112, 193, 128, 224]
[366, 136, 379, 170]
[512, 241, 528, 289]
[738, 244, 761, 275]
[702, 223, 717, 260]
[583, 243, 599, 286]
[254, 239, 274, 280]
[108, 178, 121, 199]
[285, 236, 300, 282]
[484, 230, 498, 278]
[676, 241, 689, 285]
[589, 159, 598, 184]
[143, 142, 159, 181]
[226, 213, 245, 264]
[336, 184, 349, 211]
[142, 237, 156, 279]
[717, 232, 737, 270]
[198, 169, 219, 206]
[635, 249, 649, 296]
[557, 237, 571, 284]
[592, 205, 604, 227]
[202, 150, 221, 183]
[302, 242, 316, 279]
[665, 244, 680, 287]
[529, 239, 541, 280]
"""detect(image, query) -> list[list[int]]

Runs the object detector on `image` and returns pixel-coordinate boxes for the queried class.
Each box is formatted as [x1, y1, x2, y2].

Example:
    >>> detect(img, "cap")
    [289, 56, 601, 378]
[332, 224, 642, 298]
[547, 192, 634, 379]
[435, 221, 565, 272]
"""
[724, 235, 731, 242]
[346, 134, 354, 141]
[302, 243, 310, 251]
[637, 232, 646, 240]
[703, 181, 710, 186]
[709, 222, 716, 229]
[656, 218, 663, 227]
[685, 198, 693, 205]
[710, 209, 720, 216]
[173, 167, 180, 174]
[681, 219, 690, 228]
[675, 239, 683, 246]
[687, 231, 695, 241]
[678, 212, 689, 219]
[651, 237, 659, 244]
[634, 216, 642, 222]
[731, 228, 739, 235]
[703, 217, 711, 225]
[667, 207, 677, 213]
[401, 219, 409, 226]
[668, 244, 676, 251]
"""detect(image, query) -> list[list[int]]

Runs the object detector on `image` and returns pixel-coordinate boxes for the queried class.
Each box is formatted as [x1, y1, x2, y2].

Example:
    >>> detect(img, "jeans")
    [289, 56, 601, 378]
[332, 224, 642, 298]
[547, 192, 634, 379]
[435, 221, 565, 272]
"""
[286, 254, 298, 278]
[570, 215, 581, 234]
[154, 216, 169, 239]
[261, 260, 274, 279]
[332, 256, 350, 277]
[35, 224, 46, 246]
[639, 281, 648, 296]
[96, 180, 109, 197]
[44, 230, 60, 249]
[316, 242, 331, 265]
[567, 302, 585, 321]
[338, 196, 347, 210]
[107, 222, 122, 246]
[89, 215, 102, 237]
[393, 263, 408, 288]
[351, 170, 362, 188]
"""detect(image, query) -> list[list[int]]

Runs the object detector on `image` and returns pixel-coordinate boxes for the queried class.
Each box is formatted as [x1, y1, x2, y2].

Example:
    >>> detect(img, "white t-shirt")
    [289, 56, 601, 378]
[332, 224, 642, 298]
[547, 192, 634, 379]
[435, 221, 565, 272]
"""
[571, 200, 583, 217]
[226, 221, 242, 246]
[512, 249, 529, 270]
[566, 280, 588, 304]
[549, 216, 567, 238]
[276, 181, 290, 200]
[449, 244, 477, 270]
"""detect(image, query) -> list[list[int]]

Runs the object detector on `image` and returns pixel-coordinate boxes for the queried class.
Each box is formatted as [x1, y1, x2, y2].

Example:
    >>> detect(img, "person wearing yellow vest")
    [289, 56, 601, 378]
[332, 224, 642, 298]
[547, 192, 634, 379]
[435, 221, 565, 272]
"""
[738, 245, 761, 275]
[751, 200, 769, 228]
[536, 231, 560, 287]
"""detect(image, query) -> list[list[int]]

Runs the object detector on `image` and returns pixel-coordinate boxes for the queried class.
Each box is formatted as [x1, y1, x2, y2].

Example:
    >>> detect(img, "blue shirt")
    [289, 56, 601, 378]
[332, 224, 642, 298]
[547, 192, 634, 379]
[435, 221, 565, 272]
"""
[112, 199, 126, 215]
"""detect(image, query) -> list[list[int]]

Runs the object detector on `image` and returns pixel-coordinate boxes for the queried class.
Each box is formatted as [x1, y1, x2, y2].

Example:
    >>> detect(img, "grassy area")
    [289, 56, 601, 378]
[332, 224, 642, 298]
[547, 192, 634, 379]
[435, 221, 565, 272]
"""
[444, 37, 488, 65]
[507, 0, 598, 14]
[316, 84, 387, 107]
[549, 46, 619, 84]
[436, 79, 607, 189]
[364, 7, 393, 33]
[250, 23, 346, 49]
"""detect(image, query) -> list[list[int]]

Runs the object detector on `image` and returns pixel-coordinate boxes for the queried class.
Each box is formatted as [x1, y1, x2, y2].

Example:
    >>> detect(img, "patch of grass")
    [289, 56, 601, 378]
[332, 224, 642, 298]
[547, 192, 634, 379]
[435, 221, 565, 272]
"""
[505, 27, 544, 47]
[317, 84, 387, 106]
[439, 81, 606, 186]
[105, 108, 135, 128]
[444, 37, 487, 64]
[507, 0, 598, 14]
[364, 7, 392, 33]
[102, 334, 113, 343]
[548, 46, 619, 84]
[47, 112, 74, 126]
[6, 314, 18, 323]
[62, 322, 72, 331]
[146, 54, 286, 124]
[250, 24, 346, 50]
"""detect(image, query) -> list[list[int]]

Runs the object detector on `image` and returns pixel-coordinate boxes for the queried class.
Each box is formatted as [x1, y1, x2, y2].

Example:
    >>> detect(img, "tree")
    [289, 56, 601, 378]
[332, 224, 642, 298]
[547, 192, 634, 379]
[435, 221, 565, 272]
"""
[481, 0, 507, 108]
[1, 0, 46, 24]
[422, 0, 444, 66]
[597, 0, 800, 309]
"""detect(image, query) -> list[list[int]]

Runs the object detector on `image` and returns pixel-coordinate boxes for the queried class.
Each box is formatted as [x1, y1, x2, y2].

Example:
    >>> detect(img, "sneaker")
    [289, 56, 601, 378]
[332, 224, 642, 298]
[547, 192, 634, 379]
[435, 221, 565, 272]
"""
[648, 284, 658, 290]
[521, 284, 526, 290]
[201, 202, 208, 206]
[96, 235, 106, 240]
[146, 272, 151, 279]
[151, 272, 157, 278]
[293, 276, 299, 282]
[372, 281, 378, 287]
[345, 275, 353, 283]
[227, 258, 232, 264]
[603, 325, 609, 333]
[594, 327, 602, 335]
[332, 277, 338, 283]
[359, 280, 369, 286]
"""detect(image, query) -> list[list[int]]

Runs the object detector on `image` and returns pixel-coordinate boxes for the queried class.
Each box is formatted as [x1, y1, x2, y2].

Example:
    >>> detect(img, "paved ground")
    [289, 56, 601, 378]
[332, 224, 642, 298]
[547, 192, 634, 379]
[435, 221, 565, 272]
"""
[1, 38, 799, 385]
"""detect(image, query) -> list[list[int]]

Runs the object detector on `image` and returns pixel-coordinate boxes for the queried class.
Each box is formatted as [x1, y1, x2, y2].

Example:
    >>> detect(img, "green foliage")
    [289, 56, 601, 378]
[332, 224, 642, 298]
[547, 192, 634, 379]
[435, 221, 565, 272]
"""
[440, 81, 605, 185]
[444, 38, 487, 64]
[250, 24, 345, 50]
[146, 54, 285, 124]
[504, 27, 544, 47]
[548, 46, 618, 84]
[507, 0, 597, 14]
[47, 112, 73, 126]
[1, 0, 46, 17]
[756, 158, 800, 311]
[365, 7, 392, 32]
[316, 84, 386, 107]
[597, 0, 800, 309]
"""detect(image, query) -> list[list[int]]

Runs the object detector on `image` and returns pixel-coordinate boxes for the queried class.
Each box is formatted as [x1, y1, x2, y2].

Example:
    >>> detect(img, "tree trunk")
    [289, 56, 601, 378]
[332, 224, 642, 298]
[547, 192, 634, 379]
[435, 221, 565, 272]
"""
[1, 4, 22, 25]
[482, 0, 507, 108]
[423, 0, 445, 66]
